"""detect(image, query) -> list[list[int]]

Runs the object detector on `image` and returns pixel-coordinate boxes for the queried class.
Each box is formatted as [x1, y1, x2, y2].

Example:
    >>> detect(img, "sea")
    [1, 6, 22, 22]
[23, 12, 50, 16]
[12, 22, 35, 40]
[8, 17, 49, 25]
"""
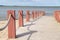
[0, 6, 60, 21]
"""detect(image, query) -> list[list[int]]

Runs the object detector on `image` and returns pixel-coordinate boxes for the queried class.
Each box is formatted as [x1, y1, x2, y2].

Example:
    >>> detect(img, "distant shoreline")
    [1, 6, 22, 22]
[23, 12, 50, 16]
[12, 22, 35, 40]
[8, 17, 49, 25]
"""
[0, 6, 59, 21]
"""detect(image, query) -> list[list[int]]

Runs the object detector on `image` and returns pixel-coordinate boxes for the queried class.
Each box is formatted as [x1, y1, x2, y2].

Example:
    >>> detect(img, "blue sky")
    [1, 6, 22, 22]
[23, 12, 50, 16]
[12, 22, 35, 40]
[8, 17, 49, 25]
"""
[0, 0, 60, 6]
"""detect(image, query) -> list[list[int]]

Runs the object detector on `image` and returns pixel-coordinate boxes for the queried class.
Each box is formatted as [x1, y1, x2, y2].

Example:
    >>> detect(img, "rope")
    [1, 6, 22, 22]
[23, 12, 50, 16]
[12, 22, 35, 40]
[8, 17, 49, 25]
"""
[0, 14, 11, 31]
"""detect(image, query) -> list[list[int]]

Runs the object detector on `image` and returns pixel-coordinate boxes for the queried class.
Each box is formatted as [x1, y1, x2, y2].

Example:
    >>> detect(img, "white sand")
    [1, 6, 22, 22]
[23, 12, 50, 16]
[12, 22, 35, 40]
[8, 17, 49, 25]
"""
[0, 16, 60, 40]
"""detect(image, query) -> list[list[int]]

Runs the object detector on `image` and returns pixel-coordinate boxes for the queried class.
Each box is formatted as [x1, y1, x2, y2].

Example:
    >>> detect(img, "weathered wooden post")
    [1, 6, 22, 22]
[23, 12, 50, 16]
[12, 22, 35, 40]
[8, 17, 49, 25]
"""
[40, 11, 42, 16]
[39, 11, 41, 17]
[42, 11, 45, 16]
[33, 11, 35, 19]
[38, 11, 39, 18]
[18, 10, 23, 27]
[26, 10, 30, 22]
[35, 11, 37, 18]
[37, 11, 38, 18]
[40, 11, 43, 16]
[34, 11, 36, 19]
[54, 11, 58, 21]
[54, 11, 60, 22]
[37, 11, 39, 18]
[32, 11, 34, 19]
[36, 11, 37, 18]
[7, 10, 16, 38]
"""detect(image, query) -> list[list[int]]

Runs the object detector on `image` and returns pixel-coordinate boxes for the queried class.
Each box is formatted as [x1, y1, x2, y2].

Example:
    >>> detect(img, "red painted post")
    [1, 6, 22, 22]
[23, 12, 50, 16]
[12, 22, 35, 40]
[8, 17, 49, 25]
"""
[42, 11, 45, 16]
[54, 11, 60, 22]
[7, 10, 16, 38]
[40, 11, 43, 16]
[34, 11, 36, 19]
[32, 11, 34, 19]
[54, 11, 58, 21]
[39, 11, 41, 17]
[37, 11, 39, 18]
[37, 11, 38, 18]
[26, 10, 30, 22]
[19, 10, 23, 27]
[38, 11, 39, 17]
[33, 11, 35, 19]
[35, 11, 37, 19]
[36, 11, 37, 18]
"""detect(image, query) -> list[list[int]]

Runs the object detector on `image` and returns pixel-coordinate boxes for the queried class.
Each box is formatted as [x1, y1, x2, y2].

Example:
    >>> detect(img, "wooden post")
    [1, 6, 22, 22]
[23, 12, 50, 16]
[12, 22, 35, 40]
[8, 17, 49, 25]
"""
[36, 11, 37, 18]
[7, 10, 16, 38]
[33, 11, 35, 19]
[37, 11, 39, 18]
[36, 11, 38, 19]
[54, 11, 60, 22]
[35, 11, 37, 18]
[39, 11, 40, 17]
[40, 11, 42, 16]
[32, 11, 34, 19]
[26, 10, 30, 22]
[42, 11, 45, 16]
[19, 10, 23, 27]
[34, 11, 36, 19]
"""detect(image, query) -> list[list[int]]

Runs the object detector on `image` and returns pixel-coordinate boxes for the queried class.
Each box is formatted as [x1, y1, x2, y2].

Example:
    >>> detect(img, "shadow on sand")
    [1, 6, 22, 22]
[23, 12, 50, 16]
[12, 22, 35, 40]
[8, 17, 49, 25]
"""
[16, 23, 37, 40]
[16, 31, 37, 38]
[16, 19, 38, 40]
[23, 22, 35, 27]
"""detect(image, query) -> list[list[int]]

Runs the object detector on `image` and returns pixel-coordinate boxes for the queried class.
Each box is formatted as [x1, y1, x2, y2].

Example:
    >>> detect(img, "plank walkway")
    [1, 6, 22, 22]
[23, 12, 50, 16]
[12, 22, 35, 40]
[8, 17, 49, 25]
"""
[0, 16, 60, 40]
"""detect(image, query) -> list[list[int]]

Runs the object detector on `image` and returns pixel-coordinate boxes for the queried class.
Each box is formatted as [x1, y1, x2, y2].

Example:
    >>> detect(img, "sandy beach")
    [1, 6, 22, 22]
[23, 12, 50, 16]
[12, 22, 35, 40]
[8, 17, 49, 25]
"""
[0, 16, 60, 40]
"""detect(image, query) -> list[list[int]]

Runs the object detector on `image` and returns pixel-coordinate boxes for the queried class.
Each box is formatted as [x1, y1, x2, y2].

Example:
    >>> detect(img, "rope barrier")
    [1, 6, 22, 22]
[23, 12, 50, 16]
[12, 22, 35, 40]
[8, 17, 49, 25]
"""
[0, 14, 11, 31]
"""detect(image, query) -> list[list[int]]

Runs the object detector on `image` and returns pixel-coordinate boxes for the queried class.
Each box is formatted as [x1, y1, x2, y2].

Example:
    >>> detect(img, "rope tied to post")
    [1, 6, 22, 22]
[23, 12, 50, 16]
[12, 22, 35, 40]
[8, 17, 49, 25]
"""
[0, 14, 11, 31]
